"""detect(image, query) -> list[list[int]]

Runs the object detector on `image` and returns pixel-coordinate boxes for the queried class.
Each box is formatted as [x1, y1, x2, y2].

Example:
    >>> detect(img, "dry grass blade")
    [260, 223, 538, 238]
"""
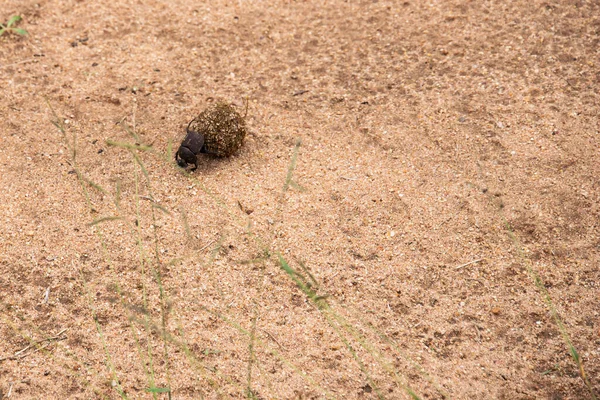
[283, 138, 305, 192]
[105, 139, 152, 152]
[88, 216, 123, 226]
[0, 329, 67, 361]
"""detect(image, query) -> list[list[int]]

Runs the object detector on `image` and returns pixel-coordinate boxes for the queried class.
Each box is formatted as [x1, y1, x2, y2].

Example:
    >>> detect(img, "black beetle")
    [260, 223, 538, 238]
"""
[175, 120, 206, 171]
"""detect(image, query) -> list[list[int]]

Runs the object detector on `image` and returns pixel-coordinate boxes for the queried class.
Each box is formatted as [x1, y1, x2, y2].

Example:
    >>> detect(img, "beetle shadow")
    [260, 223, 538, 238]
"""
[184, 151, 246, 175]
[188, 154, 221, 174]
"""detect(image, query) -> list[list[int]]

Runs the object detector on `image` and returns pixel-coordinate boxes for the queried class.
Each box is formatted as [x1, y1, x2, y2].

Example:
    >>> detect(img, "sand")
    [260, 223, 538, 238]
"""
[0, 0, 598, 398]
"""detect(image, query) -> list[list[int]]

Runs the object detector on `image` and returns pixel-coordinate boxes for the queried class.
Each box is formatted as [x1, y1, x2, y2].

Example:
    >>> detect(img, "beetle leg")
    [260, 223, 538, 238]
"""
[200, 144, 218, 155]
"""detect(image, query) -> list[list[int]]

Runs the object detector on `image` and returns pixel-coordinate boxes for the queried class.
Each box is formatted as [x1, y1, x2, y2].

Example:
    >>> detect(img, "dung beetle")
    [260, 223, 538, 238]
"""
[175, 120, 206, 171]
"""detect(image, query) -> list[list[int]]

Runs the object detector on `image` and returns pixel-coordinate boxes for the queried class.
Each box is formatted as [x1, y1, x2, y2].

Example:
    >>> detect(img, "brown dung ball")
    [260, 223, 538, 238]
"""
[187, 102, 247, 157]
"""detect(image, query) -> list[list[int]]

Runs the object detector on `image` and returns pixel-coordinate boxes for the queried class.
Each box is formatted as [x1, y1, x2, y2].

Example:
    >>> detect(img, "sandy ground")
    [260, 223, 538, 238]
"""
[1, 0, 599, 398]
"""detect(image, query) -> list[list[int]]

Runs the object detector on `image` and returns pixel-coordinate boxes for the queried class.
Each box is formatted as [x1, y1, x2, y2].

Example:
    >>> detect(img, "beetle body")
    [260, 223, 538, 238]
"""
[175, 126, 205, 170]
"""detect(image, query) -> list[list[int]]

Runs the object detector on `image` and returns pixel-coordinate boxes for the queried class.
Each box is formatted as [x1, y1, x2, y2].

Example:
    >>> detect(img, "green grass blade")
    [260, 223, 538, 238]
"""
[114, 180, 121, 209]
[283, 138, 302, 192]
[120, 122, 141, 143]
[151, 202, 171, 215]
[129, 150, 149, 179]
[13, 28, 28, 36]
[179, 207, 191, 240]
[6, 15, 21, 27]
[246, 306, 258, 399]
[278, 255, 426, 399]
[132, 165, 159, 397]
[166, 139, 173, 162]
[277, 254, 311, 295]
[75, 170, 107, 194]
[200, 306, 334, 398]
[297, 259, 319, 288]
[79, 268, 128, 399]
[146, 387, 171, 393]
[361, 316, 450, 398]
[503, 221, 597, 399]
[288, 180, 306, 192]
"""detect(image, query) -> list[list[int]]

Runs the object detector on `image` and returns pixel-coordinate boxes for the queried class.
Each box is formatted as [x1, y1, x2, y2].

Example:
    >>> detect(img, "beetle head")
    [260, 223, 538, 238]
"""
[175, 146, 197, 169]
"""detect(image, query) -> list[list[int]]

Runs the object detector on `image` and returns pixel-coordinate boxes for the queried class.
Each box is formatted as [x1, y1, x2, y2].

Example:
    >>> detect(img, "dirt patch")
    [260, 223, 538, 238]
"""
[1, 0, 598, 398]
